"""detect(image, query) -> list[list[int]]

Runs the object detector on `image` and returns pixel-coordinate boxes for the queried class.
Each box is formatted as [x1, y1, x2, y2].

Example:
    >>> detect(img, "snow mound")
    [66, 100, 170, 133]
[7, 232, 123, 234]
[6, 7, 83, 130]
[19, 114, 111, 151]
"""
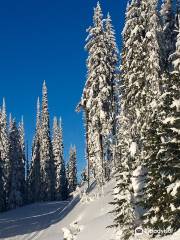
[61, 180, 115, 240]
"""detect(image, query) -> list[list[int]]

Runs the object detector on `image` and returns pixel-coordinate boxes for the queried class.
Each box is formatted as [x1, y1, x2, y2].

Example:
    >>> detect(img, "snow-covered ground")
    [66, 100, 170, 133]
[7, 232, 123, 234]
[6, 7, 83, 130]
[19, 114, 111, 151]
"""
[0, 199, 79, 240]
[0, 179, 179, 240]
[0, 180, 115, 240]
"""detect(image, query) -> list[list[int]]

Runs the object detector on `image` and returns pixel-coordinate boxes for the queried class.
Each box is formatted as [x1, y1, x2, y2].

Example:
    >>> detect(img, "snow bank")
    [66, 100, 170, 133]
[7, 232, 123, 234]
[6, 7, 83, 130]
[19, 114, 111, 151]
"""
[60, 180, 115, 240]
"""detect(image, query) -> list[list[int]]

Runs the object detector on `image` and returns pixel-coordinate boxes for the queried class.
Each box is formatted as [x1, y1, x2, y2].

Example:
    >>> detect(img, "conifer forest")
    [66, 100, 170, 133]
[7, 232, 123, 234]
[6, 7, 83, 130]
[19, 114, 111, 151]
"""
[0, 1, 179, 240]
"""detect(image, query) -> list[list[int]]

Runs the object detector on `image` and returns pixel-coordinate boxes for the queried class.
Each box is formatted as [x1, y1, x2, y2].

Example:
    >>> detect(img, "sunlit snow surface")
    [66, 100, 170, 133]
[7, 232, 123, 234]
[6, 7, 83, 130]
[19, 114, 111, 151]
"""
[0, 180, 115, 240]
[0, 179, 179, 240]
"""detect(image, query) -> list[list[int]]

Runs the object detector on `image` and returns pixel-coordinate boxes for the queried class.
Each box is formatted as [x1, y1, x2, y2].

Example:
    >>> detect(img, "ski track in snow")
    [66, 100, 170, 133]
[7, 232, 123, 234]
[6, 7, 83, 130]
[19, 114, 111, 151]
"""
[0, 180, 115, 240]
[0, 196, 80, 240]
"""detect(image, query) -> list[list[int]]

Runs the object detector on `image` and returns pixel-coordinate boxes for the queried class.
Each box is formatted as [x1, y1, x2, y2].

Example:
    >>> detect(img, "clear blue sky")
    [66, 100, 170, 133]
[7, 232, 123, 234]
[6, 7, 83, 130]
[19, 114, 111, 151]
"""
[0, 0, 127, 177]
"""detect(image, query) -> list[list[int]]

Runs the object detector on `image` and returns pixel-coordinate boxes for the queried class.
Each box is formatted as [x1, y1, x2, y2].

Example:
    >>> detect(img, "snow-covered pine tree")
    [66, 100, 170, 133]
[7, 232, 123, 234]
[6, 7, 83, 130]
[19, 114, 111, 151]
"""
[148, 14, 180, 234]
[111, 1, 143, 239]
[53, 116, 61, 199]
[77, 2, 118, 185]
[103, 13, 119, 178]
[53, 117, 68, 200]
[138, 0, 161, 223]
[0, 98, 10, 210]
[18, 117, 26, 202]
[134, 0, 179, 236]
[79, 2, 105, 185]
[68, 146, 77, 193]
[8, 119, 25, 209]
[40, 81, 55, 201]
[58, 118, 68, 200]
[25, 140, 29, 203]
[112, 0, 165, 238]
[0, 151, 6, 212]
[18, 117, 26, 168]
[28, 98, 41, 203]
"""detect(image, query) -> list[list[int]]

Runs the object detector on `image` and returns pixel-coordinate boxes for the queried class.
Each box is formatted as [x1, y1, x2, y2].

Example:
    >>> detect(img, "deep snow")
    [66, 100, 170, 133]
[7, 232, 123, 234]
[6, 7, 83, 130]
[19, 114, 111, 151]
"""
[0, 180, 115, 240]
[0, 179, 179, 240]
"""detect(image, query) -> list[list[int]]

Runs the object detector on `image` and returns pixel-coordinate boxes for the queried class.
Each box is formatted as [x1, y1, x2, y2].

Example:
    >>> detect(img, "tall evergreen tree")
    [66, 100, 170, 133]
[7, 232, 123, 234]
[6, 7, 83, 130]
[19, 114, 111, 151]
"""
[0, 99, 10, 209]
[68, 146, 77, 193]
[138, 0, 166, 235]
[0, 151, 6, 212]
[77, 2, 118, 185]
[103, 13, 119, 177]
[28, 98, 41, 203]
[40, 81, 55, 201]
[111, 1, 142, 238]
[144, 14, 180, 234]
[25, 140, 29, 203]
[112, 0, 166, 239]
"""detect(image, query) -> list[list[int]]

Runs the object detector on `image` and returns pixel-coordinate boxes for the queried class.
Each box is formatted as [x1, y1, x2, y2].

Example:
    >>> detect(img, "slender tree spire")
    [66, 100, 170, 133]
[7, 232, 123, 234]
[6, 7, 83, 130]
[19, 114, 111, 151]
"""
[0, 100, 7, 212]
[40, 81, 55, 201]
[0, 98, 10, 210]
[68, 145, 77, 193]
[42, 80, 50, 129]
[18, 116, 25, 165]
[2, 98, 7, 125]
[36, 97, 41, 131]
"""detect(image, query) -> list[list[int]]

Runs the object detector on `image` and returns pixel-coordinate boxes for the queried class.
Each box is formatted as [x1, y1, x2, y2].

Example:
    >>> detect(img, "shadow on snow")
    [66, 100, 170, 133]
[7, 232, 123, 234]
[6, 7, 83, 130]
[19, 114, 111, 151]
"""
[0, 196, 80, 239]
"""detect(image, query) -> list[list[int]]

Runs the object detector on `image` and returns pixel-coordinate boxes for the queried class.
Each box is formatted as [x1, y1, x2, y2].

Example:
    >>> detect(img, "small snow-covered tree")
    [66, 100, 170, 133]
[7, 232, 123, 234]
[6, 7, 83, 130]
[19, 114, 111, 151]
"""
[18, 117, 26, 202]
[53, 117, 68, 200]
[40, 81, 55, 201]
[8, 119, 25, 209]
[68, 146, 77, 193]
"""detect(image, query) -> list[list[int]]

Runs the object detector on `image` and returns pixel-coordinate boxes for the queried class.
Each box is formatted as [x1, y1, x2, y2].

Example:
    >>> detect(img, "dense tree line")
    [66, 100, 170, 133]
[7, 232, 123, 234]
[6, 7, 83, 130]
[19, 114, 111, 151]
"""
[79, 1, 180, 239]
[0, 81, 77, 212]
